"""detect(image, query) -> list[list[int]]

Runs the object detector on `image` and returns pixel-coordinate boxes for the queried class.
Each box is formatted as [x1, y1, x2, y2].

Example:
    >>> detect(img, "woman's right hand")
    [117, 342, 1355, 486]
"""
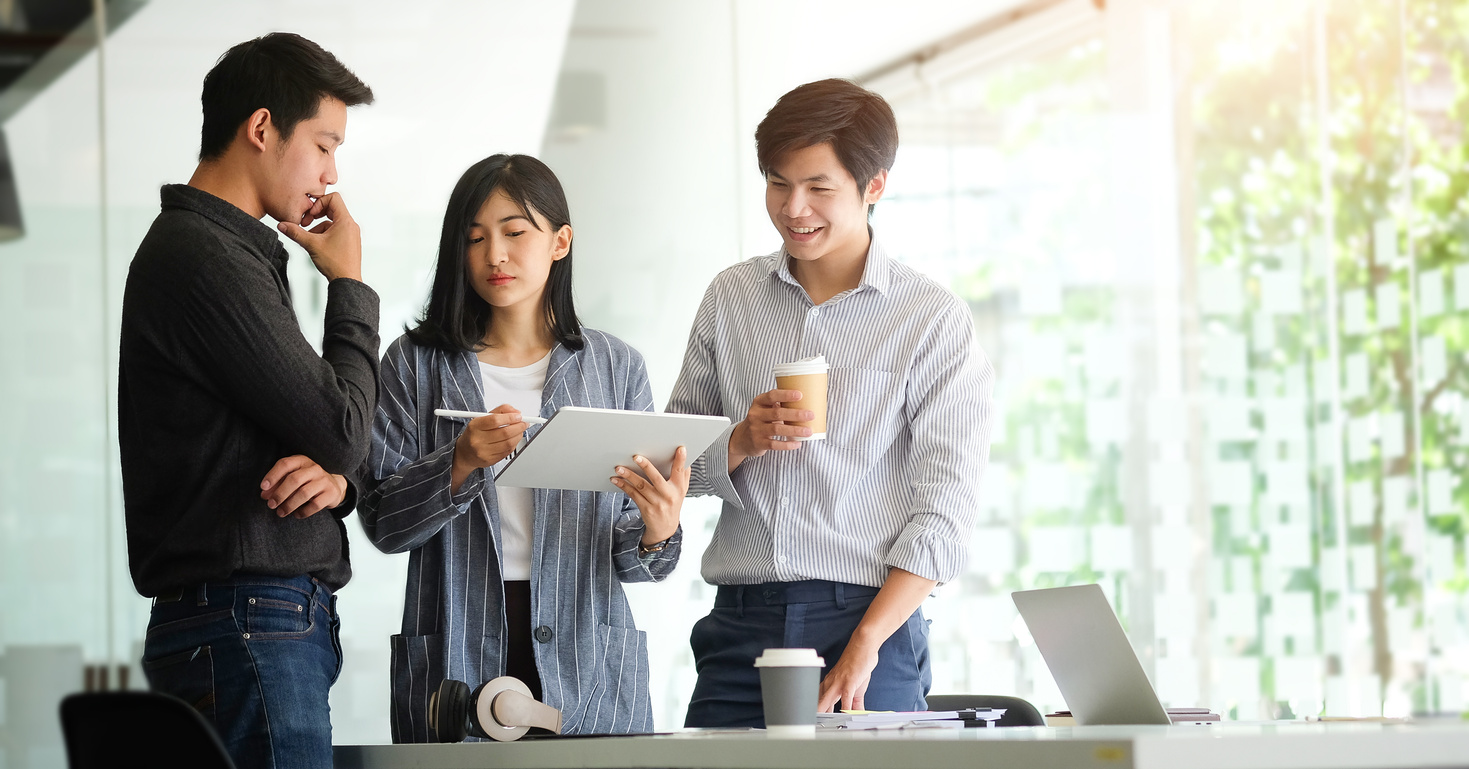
[450, 404, 528, 490]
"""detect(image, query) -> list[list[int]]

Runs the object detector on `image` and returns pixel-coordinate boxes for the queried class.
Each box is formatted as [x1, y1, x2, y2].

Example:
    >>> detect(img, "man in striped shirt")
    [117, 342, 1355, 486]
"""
[669, 78, 995, 726]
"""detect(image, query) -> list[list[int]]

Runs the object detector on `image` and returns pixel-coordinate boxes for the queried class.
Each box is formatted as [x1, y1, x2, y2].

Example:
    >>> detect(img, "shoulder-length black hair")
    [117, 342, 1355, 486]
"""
[406, 154, 583, 353]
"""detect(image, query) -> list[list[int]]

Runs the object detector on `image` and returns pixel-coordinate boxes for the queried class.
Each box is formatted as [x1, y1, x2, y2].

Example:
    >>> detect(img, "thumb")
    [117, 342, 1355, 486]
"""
[277, 221, 315, 249]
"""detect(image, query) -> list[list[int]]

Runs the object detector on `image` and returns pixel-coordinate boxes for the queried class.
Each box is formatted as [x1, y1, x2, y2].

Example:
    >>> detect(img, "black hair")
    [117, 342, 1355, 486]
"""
[199, 32, 374, 161]
[755, 78, 899, 217]
[406, 154, 583, 353]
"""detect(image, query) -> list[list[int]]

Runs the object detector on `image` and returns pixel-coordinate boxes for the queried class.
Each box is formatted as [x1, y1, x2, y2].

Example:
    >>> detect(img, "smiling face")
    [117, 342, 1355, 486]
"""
[764, 141, 887, 266]
[258, 96, 347, 225]
[466, 189, 572, 320]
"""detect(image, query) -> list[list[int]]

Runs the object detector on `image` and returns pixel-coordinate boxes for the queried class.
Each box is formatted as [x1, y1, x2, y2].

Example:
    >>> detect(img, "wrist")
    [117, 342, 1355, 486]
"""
[848, 625, 885, 653]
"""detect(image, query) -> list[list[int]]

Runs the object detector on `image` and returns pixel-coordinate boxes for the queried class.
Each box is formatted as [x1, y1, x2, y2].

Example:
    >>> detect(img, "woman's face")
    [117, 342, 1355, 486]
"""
[466, 189, 572, 318]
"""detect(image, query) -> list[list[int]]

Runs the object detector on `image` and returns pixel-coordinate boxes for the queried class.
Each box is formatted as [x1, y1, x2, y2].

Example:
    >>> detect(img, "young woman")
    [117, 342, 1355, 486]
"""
[359, 154, 688, 741]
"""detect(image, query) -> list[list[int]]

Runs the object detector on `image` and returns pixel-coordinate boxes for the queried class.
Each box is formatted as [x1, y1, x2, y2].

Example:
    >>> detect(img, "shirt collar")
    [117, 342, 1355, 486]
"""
[159, 183, 287, 269]
[770, 227, 891, 297]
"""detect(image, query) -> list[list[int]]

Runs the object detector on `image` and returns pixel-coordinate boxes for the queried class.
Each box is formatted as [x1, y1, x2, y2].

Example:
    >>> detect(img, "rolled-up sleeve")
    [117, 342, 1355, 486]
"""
[883, 300, 994, 584]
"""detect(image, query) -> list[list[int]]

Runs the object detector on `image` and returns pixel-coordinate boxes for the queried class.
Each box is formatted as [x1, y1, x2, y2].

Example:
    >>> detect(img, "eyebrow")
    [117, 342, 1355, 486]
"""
[318, 130, 343, 146]
[470, 214, 534, 228]
[767, 170, 832, 184]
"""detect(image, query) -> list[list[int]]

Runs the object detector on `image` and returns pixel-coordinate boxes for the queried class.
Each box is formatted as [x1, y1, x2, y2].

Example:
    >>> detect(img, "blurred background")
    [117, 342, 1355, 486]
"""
[2, 0, 1469, 762]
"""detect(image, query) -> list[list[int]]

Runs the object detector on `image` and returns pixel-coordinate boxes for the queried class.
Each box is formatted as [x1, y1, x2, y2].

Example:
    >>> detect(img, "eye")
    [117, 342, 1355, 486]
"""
[319, 146, 329, 155]
[769, 180, 787, 188]
[507, 231, 526, 238]
[812, 187, 832, 193]
[469, 236, 485, 244]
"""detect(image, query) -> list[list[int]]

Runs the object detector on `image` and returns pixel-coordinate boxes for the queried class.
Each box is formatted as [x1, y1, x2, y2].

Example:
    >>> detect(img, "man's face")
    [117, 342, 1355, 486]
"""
[764, 141, 886, 265]
[260, 96, 347, 225]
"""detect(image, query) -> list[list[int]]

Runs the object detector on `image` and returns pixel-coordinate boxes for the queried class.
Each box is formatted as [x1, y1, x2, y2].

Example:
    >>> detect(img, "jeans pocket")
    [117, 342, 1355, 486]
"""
[142, 645, 217, 723]
[244, 595, 312, 639]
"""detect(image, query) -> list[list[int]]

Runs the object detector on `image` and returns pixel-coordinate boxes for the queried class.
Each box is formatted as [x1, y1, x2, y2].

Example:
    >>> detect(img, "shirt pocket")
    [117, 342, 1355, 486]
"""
[826, 367, 904, 453]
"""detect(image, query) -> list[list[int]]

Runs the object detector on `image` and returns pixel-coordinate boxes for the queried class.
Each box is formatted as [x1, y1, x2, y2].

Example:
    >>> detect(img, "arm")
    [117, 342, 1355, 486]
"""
[665, 286, 745, 505]
[357, 342, 486, 554]
[817, 568, 937, 712]
[177, 243, 379, 474]
[613, 350, 684, 582]
[820, 302, 996, 711]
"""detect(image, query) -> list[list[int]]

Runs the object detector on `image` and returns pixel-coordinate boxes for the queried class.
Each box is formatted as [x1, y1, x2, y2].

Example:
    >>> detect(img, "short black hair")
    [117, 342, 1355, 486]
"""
[407, 154, 584, 353]
[755, 78, 899, 215]
[199, 32, 374, 161]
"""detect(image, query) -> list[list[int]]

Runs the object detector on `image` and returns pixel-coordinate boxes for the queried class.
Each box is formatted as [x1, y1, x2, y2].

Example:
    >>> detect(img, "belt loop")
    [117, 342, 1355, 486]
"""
[835, 583, 847, 610]
[736, 586, 745, 618]
[195, 583, 208, 607]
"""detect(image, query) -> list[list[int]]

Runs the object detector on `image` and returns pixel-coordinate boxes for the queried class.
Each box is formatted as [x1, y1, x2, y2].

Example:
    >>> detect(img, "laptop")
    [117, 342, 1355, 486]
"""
[1011, 584, 1172, 726]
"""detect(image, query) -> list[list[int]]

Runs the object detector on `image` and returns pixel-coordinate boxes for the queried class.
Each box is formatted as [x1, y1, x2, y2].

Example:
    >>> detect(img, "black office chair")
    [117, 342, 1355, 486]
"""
[925, 694, 1046, 727]
[59, 691, 236, 769]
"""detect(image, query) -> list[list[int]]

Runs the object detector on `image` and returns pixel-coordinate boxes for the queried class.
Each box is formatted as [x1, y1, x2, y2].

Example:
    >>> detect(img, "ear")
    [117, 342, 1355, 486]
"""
[244, 107, 273, 153]
[551, 224, 573, 261]
[863, 169, 888, 206]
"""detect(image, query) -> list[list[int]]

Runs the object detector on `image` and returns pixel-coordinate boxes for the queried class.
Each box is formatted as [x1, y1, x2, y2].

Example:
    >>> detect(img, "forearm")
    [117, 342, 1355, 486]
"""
[849, 568, 937, 650]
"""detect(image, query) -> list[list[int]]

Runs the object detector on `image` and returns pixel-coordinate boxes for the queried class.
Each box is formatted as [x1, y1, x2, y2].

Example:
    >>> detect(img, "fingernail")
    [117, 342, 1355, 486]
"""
[261, 481, 271, 490]
[267, 500, 276, 509]
[616, 468, 626, 475]
[609, 477, 620, 484]
[633, 455, 644, 462]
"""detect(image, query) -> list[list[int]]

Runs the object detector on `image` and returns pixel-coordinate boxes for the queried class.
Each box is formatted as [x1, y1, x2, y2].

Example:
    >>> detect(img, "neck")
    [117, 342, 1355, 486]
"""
[478, 294, 555, 367]
[188, 156, 266, 220]
[789, 228, 871, 306]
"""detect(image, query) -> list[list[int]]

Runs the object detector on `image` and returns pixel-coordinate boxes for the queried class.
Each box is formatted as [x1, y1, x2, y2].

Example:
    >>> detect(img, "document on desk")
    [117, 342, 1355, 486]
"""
[816, 710, 1000, 730]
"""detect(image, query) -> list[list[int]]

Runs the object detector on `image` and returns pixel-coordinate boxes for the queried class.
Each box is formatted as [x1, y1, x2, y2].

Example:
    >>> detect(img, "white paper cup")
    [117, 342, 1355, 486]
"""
[773, 357, 829, 441]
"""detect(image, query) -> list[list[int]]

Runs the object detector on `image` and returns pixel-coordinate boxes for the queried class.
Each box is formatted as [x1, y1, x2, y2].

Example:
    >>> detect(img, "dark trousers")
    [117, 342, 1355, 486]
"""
[141, 574, 341, 769]
[684, 579, 931, 728]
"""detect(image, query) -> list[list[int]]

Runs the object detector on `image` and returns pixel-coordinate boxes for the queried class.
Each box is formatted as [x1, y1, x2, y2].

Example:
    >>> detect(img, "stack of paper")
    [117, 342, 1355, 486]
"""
[817, 709, 1006, 730]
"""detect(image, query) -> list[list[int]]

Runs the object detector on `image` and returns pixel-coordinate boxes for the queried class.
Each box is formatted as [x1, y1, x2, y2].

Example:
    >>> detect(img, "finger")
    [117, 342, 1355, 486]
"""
[632, 455, 667, 486]
[266, 469, 313, 508]
[610, 475, 650, 508]
[614, 465, 649, 493]
[277, 477, 329, 517]
[757, 389, 802, 406]
[291, 496, 329, 520]
[670, 446, 691, 486]
[470, 412, 523, 430]
[307, 219, 333, 234]
[317, 192, 351, 223]
[851, 687, 865, 713]
[817, 682, 840, 713]
[261, 455, 312, 491]
[277, 221, 317, 248]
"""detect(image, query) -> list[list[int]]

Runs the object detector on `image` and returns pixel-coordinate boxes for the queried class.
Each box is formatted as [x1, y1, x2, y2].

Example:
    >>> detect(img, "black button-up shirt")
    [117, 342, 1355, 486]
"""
[119, 184, 379, 595]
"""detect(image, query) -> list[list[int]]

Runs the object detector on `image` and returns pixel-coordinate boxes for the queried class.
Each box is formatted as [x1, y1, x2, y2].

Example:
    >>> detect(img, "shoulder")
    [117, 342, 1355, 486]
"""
[577, 327, 645, 367]
[884, 259, 970, 320]
[706, 251, 779, 294]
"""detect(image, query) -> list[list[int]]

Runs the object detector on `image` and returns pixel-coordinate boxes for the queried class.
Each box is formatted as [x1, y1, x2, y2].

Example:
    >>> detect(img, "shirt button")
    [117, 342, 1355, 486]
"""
[780, 497, 789, 507]
[534, 625, 554, 644]
[777, 555, 788, 564]
[810, 308, 820, 318]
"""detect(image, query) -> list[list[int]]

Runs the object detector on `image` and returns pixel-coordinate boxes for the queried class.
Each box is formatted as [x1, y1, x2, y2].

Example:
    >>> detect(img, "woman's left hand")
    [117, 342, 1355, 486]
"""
[611, 446, 689, 545]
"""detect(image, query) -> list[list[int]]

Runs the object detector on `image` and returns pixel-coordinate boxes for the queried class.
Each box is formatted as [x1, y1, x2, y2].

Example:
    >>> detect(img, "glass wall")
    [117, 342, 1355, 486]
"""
[876, 0, 1469, 718]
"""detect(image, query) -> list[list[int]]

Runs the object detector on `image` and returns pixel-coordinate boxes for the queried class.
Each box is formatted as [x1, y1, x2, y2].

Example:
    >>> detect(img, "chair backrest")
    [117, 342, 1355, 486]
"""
[60, 691, 236, 769]
[925, 694, 1046, 727]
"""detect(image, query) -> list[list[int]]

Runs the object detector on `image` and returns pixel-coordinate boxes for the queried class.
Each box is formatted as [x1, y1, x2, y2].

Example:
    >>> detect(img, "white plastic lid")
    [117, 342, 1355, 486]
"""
[753, 648, 826, 668]
[773, 355, 829, 377]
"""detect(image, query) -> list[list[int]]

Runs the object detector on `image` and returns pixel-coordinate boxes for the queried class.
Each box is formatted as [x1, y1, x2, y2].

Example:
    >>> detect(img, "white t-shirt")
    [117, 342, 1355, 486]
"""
[479, 351, 551, 581]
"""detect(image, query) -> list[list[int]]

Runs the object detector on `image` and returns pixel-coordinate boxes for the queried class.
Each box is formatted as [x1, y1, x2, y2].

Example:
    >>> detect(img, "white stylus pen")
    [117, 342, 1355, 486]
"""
[434, 408, 547, 425]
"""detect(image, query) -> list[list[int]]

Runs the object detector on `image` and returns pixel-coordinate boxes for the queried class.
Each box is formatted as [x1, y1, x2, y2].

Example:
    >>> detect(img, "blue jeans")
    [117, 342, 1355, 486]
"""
[684, 580, 931, 728]
[140, 575, 342, 769]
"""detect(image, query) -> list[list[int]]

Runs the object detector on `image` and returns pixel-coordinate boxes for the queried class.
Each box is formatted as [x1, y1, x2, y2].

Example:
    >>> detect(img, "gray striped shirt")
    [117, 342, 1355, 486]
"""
[667, 233, 994, 587]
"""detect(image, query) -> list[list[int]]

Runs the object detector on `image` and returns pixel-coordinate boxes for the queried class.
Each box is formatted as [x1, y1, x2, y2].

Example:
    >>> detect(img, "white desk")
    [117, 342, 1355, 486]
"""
[335, 722, 1469, 769]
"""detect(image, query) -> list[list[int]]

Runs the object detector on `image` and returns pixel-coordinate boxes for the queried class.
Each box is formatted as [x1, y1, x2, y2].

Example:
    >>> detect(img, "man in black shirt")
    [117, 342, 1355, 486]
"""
[118, 33, 376, 769]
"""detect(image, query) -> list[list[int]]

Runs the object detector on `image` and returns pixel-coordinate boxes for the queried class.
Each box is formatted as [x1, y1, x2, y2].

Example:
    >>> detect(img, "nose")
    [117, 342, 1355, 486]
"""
[323, 155, 338, 187]
[783, 187, 812, 219]
[489, 237, 510, 265]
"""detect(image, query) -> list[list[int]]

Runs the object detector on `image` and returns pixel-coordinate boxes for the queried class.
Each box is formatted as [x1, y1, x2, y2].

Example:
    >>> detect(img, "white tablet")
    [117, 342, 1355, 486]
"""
[493, 407, 731, 493]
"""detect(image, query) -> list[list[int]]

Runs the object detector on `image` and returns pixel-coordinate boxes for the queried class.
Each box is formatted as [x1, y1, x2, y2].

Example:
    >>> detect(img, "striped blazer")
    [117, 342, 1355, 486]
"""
[358, 328, 681, 742]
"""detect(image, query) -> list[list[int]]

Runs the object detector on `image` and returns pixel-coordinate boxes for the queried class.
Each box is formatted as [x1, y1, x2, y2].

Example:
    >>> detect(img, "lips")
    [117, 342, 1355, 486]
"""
[487, 275, 515, 286]
[787, 225, 823, 243]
